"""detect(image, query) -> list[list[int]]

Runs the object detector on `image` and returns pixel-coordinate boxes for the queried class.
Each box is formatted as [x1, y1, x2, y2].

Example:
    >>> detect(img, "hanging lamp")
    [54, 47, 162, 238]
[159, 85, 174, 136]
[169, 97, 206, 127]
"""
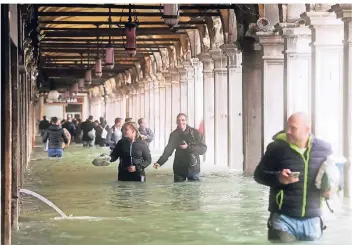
[85, 43, 92, 84]
[124, 5, 137, 57]
[95, 25, 103, 77]
[47, 78, 60, 101]
[163, 4, 179, 27]
[78, 78, 85, 89]
[105, 8, 115, 69]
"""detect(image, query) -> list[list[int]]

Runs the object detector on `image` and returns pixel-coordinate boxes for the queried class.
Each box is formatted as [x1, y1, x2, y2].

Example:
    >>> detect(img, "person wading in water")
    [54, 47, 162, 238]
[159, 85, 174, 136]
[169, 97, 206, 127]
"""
[153, 113, 207, 182]
[110, 122, 152, 182]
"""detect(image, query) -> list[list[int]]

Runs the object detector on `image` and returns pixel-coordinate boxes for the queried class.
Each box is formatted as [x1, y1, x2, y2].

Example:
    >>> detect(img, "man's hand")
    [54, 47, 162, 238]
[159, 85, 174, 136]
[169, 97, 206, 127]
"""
[127, 166, 136, 172]
[179, 142, 188, 150]
[153, 163, 160, 169]
[279, 169, 299, 185]
[141, 135, 148, 140]
[322, 187, 333, 199]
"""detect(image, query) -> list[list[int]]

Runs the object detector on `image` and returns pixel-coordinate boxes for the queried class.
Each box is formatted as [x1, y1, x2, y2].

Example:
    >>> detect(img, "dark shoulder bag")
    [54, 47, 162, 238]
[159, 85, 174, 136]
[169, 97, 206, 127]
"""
[189, 129, 198, 167]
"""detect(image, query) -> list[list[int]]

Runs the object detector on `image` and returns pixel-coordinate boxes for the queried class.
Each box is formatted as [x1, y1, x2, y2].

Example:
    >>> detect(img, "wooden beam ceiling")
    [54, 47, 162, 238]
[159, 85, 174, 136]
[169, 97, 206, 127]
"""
[37, 4, 228, 90]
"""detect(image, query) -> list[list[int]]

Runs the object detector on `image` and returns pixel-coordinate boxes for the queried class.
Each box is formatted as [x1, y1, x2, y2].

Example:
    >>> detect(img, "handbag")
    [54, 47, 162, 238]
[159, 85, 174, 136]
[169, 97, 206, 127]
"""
[87, 128, 96, 140]
[188, 129, 198, 167]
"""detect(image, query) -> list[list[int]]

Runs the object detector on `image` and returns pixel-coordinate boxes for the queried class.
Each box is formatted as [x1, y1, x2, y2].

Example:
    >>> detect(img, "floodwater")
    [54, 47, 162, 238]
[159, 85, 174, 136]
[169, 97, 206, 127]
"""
[13, 139, 352, 245]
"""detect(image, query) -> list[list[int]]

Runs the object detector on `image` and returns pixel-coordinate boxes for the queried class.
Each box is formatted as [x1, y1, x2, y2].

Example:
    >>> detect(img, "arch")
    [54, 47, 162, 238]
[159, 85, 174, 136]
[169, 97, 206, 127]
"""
[219, 9, 237, 43]
[167, 46, 177, 68]
[197, 23, 211, 52]
[153, 52, 163, 72]
[131, 66, 138, 84]
[186, 29, 201, 57]
[159, 47, 169, 71]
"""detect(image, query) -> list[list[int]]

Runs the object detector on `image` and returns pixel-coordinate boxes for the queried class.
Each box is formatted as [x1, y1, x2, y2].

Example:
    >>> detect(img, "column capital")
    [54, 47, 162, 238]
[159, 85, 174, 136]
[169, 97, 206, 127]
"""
[198, 52, 214, 75]
[257, 32, 284, 60]
[220, 43, 242, 69]
[210, 48, 227, 71]
[169, 68, 180, 84]
[301, 11, 344, 46]
[197, 52, 212, 63]
[220, 43, 239, 56]
[332, 4, 352, 21]
[301, 11, 343, 27]
[177, 65, 188, 83]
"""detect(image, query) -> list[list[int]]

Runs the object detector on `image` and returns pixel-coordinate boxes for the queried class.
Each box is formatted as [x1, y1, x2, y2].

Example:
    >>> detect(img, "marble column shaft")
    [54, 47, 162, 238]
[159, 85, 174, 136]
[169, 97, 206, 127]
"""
[257, 31, 285, 150]
[198, 52, 215, 166]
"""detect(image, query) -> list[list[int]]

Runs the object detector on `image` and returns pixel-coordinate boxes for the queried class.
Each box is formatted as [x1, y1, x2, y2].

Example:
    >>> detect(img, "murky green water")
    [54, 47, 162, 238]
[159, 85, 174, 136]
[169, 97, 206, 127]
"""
[12, 139, 352, 245]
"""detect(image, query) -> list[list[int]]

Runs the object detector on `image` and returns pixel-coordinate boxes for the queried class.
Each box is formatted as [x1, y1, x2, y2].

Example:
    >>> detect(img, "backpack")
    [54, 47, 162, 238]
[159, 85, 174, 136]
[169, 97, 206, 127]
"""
[100, 125, 108, 139]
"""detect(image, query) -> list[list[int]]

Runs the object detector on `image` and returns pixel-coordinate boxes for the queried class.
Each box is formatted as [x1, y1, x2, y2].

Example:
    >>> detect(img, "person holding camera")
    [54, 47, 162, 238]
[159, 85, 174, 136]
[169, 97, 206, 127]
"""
[153, 113, 207, 182]
[254, 112, 333, 242]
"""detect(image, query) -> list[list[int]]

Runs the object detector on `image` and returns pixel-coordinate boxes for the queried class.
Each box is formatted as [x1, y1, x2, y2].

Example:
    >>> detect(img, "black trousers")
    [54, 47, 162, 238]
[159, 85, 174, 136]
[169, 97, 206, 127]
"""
[118, 170, 146, 182]
[174, 173, 200, 182]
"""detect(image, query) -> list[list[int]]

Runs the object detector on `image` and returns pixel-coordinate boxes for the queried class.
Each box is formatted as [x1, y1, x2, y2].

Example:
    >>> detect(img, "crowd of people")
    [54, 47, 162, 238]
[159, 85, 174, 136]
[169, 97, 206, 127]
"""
[38, 111, 342, 243]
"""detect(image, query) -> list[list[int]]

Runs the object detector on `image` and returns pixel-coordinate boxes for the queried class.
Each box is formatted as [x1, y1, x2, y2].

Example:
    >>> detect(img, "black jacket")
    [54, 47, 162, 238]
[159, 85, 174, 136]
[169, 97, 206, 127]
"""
[254, 132, 332, 218]
[62, 121, 76, 136]
[157, 126, 207, 176]
[43, 124, 69, 149]
[39, 119, 50, 130]
[80, 120, 95, 141]
[110, 138, 152, 174]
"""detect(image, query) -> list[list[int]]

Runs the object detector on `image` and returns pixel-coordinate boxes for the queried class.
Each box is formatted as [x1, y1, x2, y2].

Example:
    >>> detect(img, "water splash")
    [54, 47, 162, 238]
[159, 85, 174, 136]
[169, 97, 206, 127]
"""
[19, 188, 68, 218]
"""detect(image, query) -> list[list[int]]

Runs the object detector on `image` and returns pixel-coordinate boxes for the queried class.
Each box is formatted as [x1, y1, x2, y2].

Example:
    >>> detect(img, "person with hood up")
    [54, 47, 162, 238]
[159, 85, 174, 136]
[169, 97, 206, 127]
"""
[110, 122, 152, 182]
[153, 113, 207, 182]
[43, 117, 69, 158]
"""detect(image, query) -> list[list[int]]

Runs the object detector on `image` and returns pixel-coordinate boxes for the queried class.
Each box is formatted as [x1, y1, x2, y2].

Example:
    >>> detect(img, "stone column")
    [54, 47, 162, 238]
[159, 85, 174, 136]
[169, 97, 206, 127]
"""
[278, 23, 312, 123]
[242, 40, 263, 174]
[121, 93, 127, 118]
[334, 4, 352, 197]
[135, 88, 141, 119]
[132, 88, 138, 120]
[178, 65, 188, 114]
[210, 48, 228, 168]
[157, 73, 166, 149]
[153, 79, 161, 149]
[163, 71, 173, 146]
[303, 11, 344, 155]
[221, 44, 244, 171]
[257, 31, 285, 150]
[184, 60, 195, 126]
[170, 68, 181, 126]
[144, 81, 150, 123]
[138, 83, 145, 118]
[148, 77, 155, 146]
[128, 92, 133, 118]
[198, 52, 215, 166]
[192, 58, 204, 129]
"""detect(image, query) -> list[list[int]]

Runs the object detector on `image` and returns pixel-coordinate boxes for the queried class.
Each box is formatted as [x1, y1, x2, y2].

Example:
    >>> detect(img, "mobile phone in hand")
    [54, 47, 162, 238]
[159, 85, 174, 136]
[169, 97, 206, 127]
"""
[289, 172, 300, 178]
[180, 141, 186, 145]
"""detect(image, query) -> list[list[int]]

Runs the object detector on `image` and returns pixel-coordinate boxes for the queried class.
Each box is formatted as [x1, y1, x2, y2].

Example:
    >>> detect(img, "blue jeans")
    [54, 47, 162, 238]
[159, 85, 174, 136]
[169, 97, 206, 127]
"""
[268, 213, 322, 242]
[174, 173, 200, 182]
[48, 148, 63, 158]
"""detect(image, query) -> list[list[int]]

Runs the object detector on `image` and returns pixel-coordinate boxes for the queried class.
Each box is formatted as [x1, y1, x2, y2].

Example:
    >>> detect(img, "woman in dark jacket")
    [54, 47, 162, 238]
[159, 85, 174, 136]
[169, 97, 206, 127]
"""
[110, 122, 152, 182]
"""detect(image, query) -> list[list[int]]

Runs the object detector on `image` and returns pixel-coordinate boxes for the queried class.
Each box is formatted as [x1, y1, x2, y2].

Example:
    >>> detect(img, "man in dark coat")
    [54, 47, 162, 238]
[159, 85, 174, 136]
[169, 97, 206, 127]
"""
[154, 113, 207, 182]
[80, 115, 96, 147]
[254, 112, 333, 242]
[43, 117, 69, 158]
[39, 116, 50, 136]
